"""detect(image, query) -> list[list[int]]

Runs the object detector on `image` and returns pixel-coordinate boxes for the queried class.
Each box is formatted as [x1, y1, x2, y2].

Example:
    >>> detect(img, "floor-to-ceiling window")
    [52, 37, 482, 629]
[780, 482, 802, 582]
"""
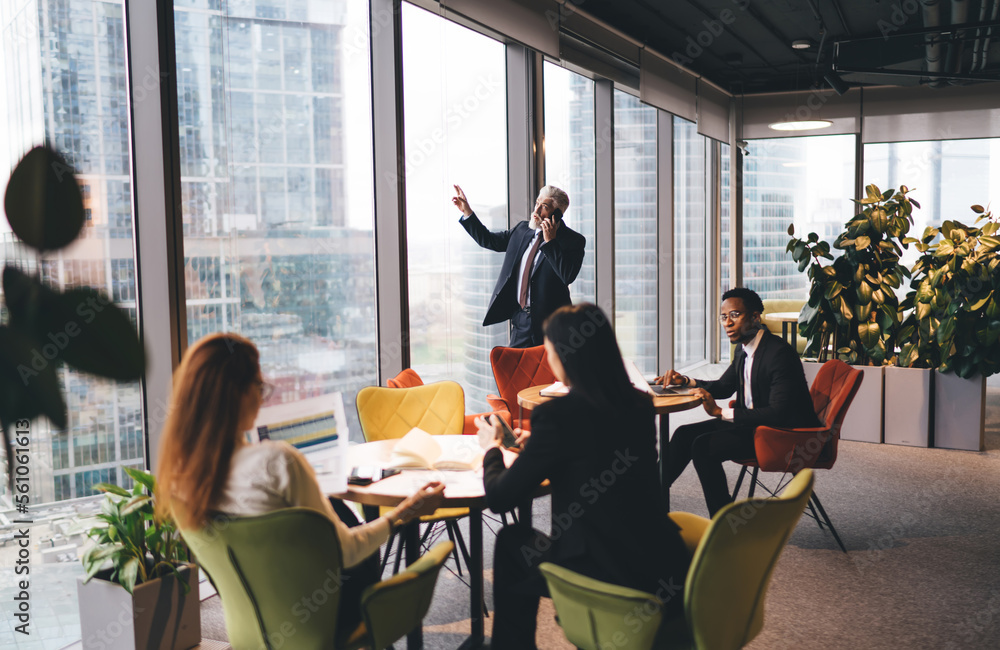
[613, 90, 658, 374]
[1, 0, 142, 507]
[674, 117, 707, 368]
[864, 138, 1000, 269]
[742, 134, 855, 299]
[543, 62, 595, 305]
[401, 3, 507, 413]
[174, 0, 377, 441]
[720, 141, 731, 362]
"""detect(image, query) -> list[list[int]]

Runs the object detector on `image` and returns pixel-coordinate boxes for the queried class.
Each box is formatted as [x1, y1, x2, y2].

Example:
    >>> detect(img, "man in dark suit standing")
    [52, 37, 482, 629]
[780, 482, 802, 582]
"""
[657, 287, 819, 516]
[453, 184, 586, 347]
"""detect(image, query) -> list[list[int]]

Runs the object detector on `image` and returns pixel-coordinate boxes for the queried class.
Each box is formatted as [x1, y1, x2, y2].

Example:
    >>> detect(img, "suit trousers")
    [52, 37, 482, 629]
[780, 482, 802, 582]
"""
[329, 498, 381, 637]
[666, 419, 756, 517]
[491, 524, 551, 650]
[509, 307, 541, 348]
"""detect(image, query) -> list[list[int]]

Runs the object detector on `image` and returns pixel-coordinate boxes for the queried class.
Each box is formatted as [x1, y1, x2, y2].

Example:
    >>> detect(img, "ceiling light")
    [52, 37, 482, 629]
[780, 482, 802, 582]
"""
[791, 40, 812, 50]
[768, 120, 834, 131]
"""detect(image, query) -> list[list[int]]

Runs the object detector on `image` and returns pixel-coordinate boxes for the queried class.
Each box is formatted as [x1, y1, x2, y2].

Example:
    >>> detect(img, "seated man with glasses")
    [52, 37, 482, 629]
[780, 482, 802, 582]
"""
[655, 287, 818, 516]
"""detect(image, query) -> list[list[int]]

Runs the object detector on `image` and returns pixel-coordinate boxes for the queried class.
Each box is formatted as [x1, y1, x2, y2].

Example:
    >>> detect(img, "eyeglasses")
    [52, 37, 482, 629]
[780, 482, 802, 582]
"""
[258, 380, 275, 402]
[719, 311, 745, 324]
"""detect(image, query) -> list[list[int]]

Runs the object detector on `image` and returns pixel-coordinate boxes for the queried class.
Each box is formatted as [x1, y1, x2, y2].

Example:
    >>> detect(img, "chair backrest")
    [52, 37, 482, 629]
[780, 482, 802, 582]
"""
[356, 381, 465, 441]
[489, 345, 556, 427]
[538, 562, 664, 650]
[387, 368, 424, 388]
[180, 508, 344, 650]
[684, 469, 814, 650]
[809, 359, 864, 468]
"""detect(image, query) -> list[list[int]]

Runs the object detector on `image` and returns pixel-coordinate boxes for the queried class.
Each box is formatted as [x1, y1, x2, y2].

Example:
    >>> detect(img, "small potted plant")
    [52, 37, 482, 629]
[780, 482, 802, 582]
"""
[897, 204, 1000, 450]
[788, 183, 917, 443]
[78, 467, 200, 650]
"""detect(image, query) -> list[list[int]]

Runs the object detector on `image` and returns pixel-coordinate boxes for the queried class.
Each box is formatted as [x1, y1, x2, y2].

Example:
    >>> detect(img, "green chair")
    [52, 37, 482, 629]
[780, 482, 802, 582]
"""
[539, 469, 815, 650]
[180, 507, 453, 650]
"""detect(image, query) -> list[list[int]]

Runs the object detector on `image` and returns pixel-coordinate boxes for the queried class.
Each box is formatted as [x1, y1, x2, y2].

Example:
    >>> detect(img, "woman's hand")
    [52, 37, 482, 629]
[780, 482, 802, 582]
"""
[507, 428, 530, 454]
[473, 414, 502, 449]
[390, 481, 445, 527]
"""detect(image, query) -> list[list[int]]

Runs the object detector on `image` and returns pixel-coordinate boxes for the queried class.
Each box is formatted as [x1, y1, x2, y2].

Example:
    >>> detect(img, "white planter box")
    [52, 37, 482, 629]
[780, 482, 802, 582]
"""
[883, 366, 931, 447]
[78, 563, 200, 650]
[933, 372, 986, 451]
[802, 361, 883, 443]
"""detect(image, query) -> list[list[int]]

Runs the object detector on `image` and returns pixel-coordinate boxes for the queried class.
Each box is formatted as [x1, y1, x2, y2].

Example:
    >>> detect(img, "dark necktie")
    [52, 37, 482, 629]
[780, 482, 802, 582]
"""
[735, 348, 748, 409]
[519, 235, 542, 308]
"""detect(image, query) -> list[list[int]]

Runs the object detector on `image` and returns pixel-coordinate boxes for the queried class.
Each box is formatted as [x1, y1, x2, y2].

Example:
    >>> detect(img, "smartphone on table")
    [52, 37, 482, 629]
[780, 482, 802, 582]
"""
[348, 466, 401, 485]
[487, 414, 520, 449]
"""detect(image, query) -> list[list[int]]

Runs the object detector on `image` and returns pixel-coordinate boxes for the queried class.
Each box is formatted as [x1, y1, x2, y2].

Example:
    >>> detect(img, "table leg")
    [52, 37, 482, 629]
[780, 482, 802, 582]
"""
[790, 323, 797, 351]
[659, 413, 671, 512]
[458, 508, 485, 649]
[404, 522, 423, 649]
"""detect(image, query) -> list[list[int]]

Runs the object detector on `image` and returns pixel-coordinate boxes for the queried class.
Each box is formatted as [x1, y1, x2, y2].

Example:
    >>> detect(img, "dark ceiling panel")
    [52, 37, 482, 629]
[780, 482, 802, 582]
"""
[573, 0, 1000, 94]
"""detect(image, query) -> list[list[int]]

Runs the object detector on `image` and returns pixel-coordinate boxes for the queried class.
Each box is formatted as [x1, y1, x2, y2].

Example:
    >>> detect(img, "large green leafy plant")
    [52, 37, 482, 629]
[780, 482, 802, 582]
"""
[81, 468, 190, 594]
[788, 184, 917, 365]
[897, 205, 1000, 377]
[1, 145, 144, 485]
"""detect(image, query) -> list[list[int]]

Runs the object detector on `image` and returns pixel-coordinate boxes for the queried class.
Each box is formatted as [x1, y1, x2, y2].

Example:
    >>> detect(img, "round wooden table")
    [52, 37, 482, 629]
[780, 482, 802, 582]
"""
[517, 385, 701, 511]
[765, 311, 801, 349]
[323, 439, 532, 650]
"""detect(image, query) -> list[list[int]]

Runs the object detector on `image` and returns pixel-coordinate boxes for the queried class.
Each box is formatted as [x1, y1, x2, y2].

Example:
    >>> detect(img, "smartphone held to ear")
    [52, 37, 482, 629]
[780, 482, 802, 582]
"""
[487, 414, 520, 449]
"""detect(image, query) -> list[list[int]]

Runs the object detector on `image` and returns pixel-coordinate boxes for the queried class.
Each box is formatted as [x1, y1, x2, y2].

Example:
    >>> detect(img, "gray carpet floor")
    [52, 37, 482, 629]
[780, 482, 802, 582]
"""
[201, 380, 1000, 649]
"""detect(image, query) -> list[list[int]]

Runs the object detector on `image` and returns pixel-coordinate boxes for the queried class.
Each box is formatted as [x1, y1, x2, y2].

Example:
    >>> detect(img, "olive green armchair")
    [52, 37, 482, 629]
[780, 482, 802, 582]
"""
[181, 507, 453, 650]
[540, 469, 815, 649]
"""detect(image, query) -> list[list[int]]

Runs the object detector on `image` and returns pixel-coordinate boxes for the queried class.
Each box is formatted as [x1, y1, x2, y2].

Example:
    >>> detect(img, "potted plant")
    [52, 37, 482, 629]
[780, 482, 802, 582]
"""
[79, 467, 201, 650]
[788, 184, 917, 443]
[1, 145, 145, 484]
[897, 204, 999, 450]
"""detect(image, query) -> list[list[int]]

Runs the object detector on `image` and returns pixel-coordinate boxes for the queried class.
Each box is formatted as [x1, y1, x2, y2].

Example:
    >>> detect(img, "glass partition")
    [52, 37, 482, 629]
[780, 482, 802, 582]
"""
[402, 3, 507, 412]
[174, 0, 377, 441]
[613, 90, 658, 375]
[742, 134, 855, 299]
[674, 117, 707, 368]
[1, 0, 142, 504]
[544, 62, 595, 304]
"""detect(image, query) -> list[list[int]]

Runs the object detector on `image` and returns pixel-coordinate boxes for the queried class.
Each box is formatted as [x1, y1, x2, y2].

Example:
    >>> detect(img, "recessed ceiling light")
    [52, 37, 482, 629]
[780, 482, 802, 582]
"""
[791, 39, 812, 50]
[768, 120, 833, 131]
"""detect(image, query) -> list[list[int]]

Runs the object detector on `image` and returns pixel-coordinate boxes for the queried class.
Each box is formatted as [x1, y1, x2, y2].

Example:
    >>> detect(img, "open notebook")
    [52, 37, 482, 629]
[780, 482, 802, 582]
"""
[622, 358, 692, 396]
[388, 428, 485, 471]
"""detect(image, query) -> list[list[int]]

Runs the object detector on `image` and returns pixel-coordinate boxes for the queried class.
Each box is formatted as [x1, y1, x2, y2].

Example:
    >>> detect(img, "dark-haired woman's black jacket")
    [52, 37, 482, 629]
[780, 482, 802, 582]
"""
[482, 388, 690, 606]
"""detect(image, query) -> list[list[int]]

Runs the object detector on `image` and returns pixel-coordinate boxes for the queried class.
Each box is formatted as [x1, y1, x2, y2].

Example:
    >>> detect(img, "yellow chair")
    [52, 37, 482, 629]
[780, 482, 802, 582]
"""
[539, 469, 815, 650]
[761, 298, 806, 355]
[180, 507, 452, 650]
[355, 381, 471, 576]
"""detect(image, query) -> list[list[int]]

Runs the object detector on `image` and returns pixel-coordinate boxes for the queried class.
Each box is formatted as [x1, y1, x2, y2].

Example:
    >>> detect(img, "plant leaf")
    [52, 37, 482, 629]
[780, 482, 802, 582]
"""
[855, 235, 871, 250]
[3, 146, 86, 251]
[0, 326, 68, 431]
[122, 495, 152, 517]
[124, 467, 156, 493]
[94, 482, 130, 497]
[971, 204, 985, 214]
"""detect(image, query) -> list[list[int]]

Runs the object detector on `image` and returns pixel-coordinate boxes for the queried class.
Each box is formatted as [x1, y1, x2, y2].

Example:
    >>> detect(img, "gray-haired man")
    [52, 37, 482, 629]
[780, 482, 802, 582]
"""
[453, 185, 586, 347]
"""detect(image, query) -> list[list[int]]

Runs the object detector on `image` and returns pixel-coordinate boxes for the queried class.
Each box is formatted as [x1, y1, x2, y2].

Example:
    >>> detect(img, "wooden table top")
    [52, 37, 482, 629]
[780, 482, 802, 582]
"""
[764, 311, 800, 322]
[517, 384, 702, 415]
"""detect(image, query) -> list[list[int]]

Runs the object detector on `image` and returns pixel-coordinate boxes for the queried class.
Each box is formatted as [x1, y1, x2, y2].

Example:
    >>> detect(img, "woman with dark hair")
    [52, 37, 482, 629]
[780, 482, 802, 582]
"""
[155, 332, 444, 635]
[478, 304, 691, 650]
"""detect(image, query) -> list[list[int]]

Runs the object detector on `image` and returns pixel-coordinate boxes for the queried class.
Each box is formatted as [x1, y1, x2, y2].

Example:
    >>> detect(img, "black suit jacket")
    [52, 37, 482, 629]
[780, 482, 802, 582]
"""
[697, 329, 820, 429]
[460, 213, 585, 339]
[482, 389, 690, 601]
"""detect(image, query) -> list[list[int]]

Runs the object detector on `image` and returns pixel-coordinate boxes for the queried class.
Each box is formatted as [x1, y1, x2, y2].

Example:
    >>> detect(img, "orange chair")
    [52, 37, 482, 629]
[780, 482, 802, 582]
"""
[732, 359, 863, 553]
[488, 345, 557, 431]
[386, 368, 510, 435]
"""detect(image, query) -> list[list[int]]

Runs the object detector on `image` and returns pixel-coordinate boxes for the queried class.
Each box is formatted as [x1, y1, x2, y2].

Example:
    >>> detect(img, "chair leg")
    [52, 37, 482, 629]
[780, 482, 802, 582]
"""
[380, 531, 396, 577]
[747, 467, 759, 498]
[444, 521, 464, 577]
[806, 499, 825, 531]
[811, 492, 847, 553]
[733, 466, 749, 498]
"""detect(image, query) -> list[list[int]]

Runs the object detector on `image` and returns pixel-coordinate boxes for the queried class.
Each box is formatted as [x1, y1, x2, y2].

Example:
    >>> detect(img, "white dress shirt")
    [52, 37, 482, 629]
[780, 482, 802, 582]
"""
[720, 327, 765, 422]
